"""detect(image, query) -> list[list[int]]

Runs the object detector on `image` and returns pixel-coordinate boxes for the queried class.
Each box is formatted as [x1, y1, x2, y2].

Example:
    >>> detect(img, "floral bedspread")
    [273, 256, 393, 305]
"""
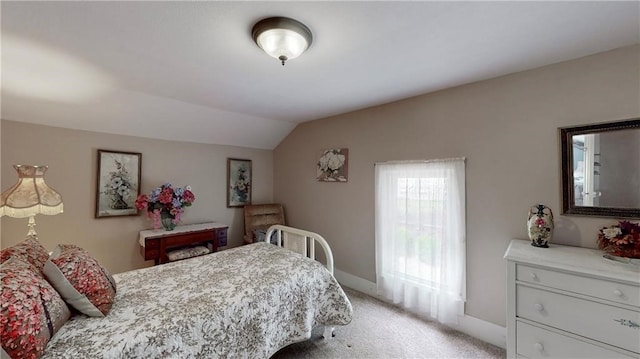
[42, 243, 353, 358]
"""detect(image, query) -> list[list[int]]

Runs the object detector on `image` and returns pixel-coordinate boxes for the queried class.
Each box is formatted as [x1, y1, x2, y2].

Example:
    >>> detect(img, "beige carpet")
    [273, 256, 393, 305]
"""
[273, 288, 506, 359]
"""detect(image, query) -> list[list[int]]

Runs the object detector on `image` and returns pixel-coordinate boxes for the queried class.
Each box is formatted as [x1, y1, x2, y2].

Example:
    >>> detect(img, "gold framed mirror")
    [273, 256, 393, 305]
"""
[560, 118, 640, 218]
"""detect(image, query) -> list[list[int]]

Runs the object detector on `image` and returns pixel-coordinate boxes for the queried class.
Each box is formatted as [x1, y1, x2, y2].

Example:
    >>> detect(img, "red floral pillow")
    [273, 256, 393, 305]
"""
[43, 245, 117, 317]
[1, 257, 71, 359]
[0, 235, 49, 274]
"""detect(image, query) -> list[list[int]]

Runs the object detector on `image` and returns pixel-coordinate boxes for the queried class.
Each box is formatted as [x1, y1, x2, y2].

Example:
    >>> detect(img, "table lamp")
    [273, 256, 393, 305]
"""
[0, 165, 64, 236]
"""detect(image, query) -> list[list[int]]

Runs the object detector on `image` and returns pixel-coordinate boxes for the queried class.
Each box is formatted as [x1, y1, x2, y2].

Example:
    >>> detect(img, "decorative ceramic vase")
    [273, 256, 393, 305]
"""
[527, 204, 554, 248]
[161, 212, 176, 231]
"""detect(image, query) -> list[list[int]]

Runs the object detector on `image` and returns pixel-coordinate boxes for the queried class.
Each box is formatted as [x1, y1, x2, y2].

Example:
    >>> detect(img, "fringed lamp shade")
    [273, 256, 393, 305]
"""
[0, 165, 64, 235]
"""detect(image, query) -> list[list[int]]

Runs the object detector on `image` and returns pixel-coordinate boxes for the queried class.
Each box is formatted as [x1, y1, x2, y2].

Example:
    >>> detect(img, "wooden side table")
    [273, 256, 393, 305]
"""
[139, 222, 228, 265]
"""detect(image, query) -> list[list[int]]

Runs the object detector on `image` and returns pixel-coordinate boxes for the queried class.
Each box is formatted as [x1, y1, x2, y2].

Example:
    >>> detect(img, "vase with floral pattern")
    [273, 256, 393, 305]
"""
[527, 204, 553, 248]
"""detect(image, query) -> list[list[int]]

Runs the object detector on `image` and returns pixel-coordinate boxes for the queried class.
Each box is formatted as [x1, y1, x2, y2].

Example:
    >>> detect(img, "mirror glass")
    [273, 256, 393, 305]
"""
[561, 118, 640, 218]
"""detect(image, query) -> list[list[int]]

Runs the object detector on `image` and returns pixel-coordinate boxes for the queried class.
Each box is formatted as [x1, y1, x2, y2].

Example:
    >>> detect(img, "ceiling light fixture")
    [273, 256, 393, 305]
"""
[252, 16, 312, 66]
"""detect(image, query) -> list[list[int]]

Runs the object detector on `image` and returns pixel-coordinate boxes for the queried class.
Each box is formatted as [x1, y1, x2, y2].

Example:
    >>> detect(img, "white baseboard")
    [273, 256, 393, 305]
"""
[456, 312, 506, 349]
[334, 269, 506, 350]
[334, 268, 378, 296]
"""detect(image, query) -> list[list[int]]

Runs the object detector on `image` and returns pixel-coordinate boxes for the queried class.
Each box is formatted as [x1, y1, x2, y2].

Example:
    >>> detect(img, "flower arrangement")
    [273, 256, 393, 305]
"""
[103, 159, 134, 210]
[135, 183, 195, 230]
[597, 220, 640, 258]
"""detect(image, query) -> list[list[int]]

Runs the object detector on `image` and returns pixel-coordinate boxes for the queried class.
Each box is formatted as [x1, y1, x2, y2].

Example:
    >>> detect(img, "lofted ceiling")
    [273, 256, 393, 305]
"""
[1, 1, 639, 149]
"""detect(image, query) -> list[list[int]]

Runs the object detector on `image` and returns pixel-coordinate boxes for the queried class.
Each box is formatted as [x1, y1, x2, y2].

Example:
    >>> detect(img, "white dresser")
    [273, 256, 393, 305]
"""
[504, 240, 640, 358]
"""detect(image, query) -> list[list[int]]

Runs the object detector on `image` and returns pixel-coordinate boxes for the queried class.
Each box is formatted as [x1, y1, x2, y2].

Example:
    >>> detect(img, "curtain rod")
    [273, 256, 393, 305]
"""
[374, 157, 466, 166]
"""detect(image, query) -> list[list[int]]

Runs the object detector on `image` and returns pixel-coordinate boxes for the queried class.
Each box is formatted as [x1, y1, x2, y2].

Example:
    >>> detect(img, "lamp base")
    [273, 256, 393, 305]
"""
[26, 215, 38, 236]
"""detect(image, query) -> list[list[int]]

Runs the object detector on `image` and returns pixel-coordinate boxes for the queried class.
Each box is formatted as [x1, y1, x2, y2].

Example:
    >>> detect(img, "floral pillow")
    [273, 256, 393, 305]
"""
[1, 257, 71, 359]
[43, 245, 117, 317]
[0, 235, 49, 273]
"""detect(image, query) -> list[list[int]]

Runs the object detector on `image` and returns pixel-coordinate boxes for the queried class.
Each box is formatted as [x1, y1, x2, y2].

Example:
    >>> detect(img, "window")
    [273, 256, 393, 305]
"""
[375, 158, 466, 325]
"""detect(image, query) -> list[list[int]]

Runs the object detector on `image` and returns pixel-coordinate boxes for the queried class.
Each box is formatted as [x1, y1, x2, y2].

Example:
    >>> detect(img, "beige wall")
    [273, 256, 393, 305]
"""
[273, 45, 640, 327]
[1, 120, 274, 274]
[2, 45, 638, 329]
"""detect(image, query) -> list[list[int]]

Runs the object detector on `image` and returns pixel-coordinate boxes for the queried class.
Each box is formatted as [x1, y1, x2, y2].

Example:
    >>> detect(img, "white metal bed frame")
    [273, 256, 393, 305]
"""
[264, 224, 337, 338]
[265, 225, 334, 275]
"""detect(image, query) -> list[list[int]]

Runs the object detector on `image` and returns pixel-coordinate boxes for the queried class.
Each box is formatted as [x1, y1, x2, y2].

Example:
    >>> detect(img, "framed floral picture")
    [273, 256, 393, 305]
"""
[227, 158, 252, 207]
[95, 150, 142, 218]
[317, 148, 348, 182]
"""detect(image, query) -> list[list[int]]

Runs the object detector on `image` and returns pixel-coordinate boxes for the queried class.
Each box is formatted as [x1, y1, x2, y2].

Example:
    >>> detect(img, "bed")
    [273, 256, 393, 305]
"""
[2, 225, 353, 359]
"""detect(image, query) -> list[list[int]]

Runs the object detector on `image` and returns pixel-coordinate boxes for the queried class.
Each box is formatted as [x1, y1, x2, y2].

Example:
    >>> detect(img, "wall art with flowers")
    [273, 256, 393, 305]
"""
[95, 150, 141, 218]
[227, 158, 252, 207]
[317, 148, 348, 182]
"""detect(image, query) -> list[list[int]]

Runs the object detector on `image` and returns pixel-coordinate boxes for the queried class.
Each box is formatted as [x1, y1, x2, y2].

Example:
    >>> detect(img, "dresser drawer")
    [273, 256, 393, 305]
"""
[163, 230, 213, 247]
[516, 264, 640, 307]
[216, 228, 228, 247]
[517, 285, 640, 353]
[516, 321, 636, 358]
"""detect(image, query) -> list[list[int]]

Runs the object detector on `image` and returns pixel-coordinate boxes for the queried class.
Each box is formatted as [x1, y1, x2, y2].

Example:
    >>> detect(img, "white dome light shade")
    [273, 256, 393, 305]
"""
[252, 17, 312, 66]
[256, 29, 309, 62]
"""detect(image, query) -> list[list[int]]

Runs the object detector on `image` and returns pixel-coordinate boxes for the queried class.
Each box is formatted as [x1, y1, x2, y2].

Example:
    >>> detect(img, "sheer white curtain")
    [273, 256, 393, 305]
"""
[375, 158, 466, 325]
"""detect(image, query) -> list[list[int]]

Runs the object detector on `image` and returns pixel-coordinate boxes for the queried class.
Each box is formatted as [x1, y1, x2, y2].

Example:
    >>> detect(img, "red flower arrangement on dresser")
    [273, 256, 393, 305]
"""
[597, 220, 640, 259]
[135, 183, 195, 230]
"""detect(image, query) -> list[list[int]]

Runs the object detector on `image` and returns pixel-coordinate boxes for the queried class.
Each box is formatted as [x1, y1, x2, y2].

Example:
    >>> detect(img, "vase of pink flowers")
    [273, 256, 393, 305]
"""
[135, 183, 195, 230]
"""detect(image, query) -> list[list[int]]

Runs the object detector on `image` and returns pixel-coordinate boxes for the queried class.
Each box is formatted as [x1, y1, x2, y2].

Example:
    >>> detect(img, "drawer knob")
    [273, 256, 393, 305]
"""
[529, 272, 539, 281]
[613, 289, 623, 297]
[534, 342, 544, 352]
[534, 303, 544, 312]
